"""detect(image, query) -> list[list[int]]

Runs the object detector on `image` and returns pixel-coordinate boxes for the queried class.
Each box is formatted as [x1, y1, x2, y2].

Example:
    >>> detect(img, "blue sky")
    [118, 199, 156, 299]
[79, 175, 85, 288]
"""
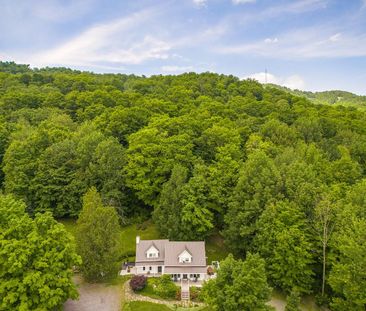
[1, 0, 366, 94]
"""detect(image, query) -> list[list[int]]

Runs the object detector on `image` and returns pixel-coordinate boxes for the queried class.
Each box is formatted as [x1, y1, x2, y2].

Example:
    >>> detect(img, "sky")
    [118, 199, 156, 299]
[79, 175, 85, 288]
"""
[1, 0, 366, 94]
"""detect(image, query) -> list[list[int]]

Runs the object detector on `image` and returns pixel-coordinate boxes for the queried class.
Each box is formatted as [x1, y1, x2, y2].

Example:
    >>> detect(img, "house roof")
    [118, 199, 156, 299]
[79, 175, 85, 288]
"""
[164, 241, 206, 266]
[135, 238, 206, 267]
[135, 239, 168, 263]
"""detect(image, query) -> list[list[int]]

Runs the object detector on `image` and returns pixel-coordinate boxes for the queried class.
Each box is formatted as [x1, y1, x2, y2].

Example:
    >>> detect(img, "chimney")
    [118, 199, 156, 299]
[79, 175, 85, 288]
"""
[136, 236, 140, 245]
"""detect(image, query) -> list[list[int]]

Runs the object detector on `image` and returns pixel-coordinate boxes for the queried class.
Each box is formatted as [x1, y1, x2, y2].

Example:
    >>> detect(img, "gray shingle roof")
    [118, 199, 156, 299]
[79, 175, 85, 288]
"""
[135, 239, 168, 263]
[135, 239, 206, 267]
[164, 241, 206, 266]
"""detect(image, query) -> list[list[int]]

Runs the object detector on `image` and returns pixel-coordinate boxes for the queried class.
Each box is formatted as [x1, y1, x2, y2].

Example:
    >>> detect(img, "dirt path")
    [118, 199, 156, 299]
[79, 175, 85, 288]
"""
[268, 297, 286, 311]
[64, 275, 123, 311]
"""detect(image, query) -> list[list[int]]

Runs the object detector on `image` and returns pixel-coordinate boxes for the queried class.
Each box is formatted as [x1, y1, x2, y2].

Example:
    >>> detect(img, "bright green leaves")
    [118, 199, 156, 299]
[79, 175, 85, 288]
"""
[224, 150, 282, 254]
[125, 125, 195, 207]
[0, 194, 80, 310]
[255, 201, 315, 293]
[202, 253, 273, 311]
[76, 187, 120, 282]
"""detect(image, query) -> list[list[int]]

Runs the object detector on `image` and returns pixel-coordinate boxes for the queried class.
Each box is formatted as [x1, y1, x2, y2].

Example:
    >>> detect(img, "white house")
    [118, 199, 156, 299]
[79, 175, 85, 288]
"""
[131, 236, 208, 282]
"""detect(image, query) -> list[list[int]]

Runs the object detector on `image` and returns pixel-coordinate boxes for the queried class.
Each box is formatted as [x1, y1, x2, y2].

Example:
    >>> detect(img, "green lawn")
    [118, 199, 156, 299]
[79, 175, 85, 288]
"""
[205, 231, 229, 264]
[123, 301, 171, 311]
[59, 218, 160, 262]
[137, 277, 178, 301]
[59, 218, 228, 264]
[123, 301, 212, 311]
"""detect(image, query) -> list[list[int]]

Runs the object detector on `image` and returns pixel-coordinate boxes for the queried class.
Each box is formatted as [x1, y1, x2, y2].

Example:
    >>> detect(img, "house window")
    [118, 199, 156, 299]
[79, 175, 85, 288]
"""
[143, 267, 145, 271]
[149, 266, 152, 271]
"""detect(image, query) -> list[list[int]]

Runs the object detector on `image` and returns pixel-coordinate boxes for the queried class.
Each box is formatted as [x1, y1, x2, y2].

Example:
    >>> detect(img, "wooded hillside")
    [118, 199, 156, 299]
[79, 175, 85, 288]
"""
[1, 61, 365, 310]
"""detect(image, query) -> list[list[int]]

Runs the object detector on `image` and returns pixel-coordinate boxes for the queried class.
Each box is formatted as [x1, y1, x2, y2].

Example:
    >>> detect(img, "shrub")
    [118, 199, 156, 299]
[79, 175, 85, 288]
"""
[130, 275, 147, 291]
[190, 286, 202, 301]
[155, 275, 178, 299]
[175, 287, 181, 301]
[207, 266, 214, 275]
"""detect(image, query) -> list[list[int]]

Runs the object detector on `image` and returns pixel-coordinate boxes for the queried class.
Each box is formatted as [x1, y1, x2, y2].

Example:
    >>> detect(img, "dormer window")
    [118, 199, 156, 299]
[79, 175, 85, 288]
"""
[178, 249, 193, 263]
[146, 245, 159, 259]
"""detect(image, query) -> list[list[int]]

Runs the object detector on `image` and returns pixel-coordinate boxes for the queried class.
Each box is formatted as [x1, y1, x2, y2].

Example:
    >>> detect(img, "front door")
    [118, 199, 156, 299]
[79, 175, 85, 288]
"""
[183, 274, 188, 280]
[158, 266, 162, 273]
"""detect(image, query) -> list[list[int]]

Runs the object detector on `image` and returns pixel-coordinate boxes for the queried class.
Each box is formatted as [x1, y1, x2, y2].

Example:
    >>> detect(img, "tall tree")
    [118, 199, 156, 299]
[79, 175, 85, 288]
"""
[255, 201, 315, 293]
[329, 216, 366, 310]
[125, 125, 194, 206]
[224, 150, 281, 254]
[181, 163, 214, 239]
[153, 164, 188, 240]
[313, 196, 335, 297]
[0, 194, 80, 310]
[76, 187, 120, 281]
[201, 253, 273, 311]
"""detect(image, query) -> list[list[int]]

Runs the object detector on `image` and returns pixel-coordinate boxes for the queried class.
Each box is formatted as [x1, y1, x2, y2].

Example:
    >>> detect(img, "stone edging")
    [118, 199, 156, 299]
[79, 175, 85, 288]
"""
[124, 280, 205, 308]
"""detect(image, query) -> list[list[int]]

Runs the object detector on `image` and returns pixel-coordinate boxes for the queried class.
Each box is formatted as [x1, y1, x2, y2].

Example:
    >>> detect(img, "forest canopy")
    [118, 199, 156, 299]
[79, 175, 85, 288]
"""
[0, 61, 366, 309]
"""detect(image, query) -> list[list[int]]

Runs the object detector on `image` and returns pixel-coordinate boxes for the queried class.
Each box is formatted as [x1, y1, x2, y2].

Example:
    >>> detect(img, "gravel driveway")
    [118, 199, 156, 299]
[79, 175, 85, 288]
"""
[64, 275, 123, 311]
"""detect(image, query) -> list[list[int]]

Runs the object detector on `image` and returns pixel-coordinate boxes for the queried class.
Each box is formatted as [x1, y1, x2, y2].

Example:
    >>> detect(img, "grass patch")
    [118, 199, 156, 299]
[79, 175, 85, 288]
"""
[124, 301, 171, 311]
[123, 301, 212, 311]
[119, 220, 160, 261]
[138, 277, 178, 300]
[59, 218, 160, 262]
[205, 231, 229, 264]
[59, 218, 226, 264]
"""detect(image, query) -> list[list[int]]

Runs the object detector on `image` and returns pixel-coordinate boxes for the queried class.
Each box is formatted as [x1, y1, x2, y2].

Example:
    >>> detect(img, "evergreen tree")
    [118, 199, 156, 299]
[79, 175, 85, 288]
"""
[76, 187, 120, 281]
[224, 150, 281, 254]
[153, 164, 188, 240]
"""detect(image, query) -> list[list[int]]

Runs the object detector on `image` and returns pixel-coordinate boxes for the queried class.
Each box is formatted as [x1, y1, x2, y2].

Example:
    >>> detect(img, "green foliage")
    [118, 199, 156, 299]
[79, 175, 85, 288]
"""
[123, 301, 172, 311]
[76, 187, 120, 281]
[201, 253, 273, 311]
[255, 201, 314, 293]
[153, 164, 189, 240]
[154, 275, 178, 299]
[224, 150, 282, 254]
[139, 276, 178, 300]
[328, 211, 366, 311]
[285, 289, 301, 311]
[0, 194, 81, 310]
[1, 65, 366, 303]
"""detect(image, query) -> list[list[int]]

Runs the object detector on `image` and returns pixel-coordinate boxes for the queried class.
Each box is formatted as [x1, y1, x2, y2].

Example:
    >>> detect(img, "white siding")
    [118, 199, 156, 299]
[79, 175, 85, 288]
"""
[135, 265, 163, 275]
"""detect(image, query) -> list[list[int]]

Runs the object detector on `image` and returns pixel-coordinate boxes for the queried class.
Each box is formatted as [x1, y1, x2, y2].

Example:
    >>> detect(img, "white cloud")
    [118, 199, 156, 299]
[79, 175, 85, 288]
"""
[217, 26, 366, 59]
[329, 33, 341, 42]
[21, 10, 172, 68]
[265, 0, 328, 15]
[193, 0, 207, 7]
[232, 0, 256, 4]
[161, 65, 194, 72]
[264, 37, 279, 44]
[245, 72, 306, 90]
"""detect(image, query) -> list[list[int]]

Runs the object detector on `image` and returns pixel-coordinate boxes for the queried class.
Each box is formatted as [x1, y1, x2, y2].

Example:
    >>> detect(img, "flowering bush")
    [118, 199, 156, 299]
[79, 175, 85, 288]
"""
[130, 275, 147, 291]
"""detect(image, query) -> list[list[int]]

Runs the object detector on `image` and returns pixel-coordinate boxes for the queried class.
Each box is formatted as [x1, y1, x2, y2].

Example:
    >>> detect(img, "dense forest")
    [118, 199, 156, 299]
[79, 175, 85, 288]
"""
[269, 84, 366, 110]
[1, 61, 365, 310]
